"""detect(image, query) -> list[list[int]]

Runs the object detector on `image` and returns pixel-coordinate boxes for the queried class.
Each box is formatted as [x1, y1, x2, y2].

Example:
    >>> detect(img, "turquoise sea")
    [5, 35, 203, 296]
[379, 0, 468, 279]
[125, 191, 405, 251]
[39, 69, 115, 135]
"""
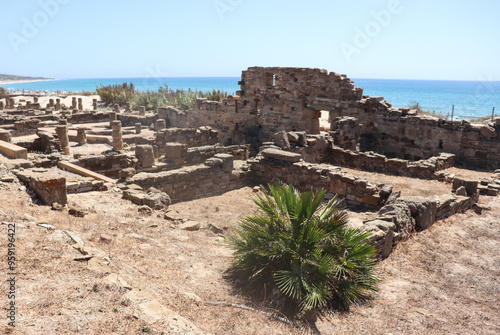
[2, 77, 499, 119]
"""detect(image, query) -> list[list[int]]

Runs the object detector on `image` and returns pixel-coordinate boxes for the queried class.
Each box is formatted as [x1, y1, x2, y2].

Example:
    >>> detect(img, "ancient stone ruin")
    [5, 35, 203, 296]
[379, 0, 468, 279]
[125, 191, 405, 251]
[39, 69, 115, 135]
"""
[1, 66, 499, 259]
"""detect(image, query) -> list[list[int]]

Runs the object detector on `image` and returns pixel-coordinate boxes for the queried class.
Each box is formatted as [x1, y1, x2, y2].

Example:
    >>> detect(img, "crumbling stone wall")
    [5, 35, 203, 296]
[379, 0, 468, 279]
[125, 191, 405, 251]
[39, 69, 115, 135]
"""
[128, 154, 251, 202]
[250, 148, 392, 207]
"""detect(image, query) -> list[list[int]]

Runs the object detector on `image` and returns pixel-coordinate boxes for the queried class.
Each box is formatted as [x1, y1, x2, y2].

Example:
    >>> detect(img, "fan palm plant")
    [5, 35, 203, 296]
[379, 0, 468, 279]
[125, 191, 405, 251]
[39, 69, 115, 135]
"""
[228, 183, 379, 313]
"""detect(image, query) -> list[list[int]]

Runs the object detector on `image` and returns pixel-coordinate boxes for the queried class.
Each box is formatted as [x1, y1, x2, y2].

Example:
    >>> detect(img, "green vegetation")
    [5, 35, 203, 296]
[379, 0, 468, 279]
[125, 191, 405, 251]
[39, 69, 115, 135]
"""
[0, 74, 52, 81]
[96, 82, 229, 111]
[0, 87, 7, 99]
[228, 183, 379, 315]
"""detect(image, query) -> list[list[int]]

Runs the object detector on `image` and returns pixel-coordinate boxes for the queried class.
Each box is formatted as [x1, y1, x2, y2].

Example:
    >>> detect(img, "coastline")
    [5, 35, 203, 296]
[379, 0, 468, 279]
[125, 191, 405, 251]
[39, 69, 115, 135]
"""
[0, 78, 55, 85]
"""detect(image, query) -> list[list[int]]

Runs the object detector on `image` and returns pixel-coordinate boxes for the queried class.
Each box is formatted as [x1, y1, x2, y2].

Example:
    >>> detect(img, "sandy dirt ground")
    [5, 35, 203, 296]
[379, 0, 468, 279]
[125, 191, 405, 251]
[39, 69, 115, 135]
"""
[0, 165, 498, 335]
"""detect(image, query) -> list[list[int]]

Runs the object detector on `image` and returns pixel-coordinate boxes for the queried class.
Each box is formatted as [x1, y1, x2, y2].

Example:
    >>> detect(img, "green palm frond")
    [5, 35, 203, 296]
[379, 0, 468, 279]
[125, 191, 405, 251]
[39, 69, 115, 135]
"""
[228, 182, 380, 313]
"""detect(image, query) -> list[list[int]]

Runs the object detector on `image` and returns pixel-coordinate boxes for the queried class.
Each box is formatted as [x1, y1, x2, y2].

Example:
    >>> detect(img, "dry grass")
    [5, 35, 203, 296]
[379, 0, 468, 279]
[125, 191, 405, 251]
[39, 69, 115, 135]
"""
[1, 174, 499, 334]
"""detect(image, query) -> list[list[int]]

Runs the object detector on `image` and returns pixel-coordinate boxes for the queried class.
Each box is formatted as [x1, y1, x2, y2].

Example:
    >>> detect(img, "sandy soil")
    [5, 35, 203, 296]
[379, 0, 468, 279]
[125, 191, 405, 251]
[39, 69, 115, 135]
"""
[0, 79, 54, 85]
[0, 166, 498, 335]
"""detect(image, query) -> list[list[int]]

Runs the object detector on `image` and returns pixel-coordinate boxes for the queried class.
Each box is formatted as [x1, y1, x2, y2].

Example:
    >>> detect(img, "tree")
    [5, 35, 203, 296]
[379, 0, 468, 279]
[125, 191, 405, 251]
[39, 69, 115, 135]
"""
[228, 183, 379, 314]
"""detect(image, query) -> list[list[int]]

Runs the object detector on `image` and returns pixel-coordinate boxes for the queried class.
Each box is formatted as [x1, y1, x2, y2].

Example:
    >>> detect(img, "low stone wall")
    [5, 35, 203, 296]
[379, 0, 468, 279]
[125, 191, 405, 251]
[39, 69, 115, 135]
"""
[118, 114, 158, 127]
[128, 154, 251, 203]
[366, 179, 478, 258]
[68, 112, 108, 124]
[156, 127, 219, 154]
[328, 146, 455, 179]
[184, 144, 250, 165]
[71, 154, 137, 178]
[250, 148, 393, 207]
[66, 178, 105, 194]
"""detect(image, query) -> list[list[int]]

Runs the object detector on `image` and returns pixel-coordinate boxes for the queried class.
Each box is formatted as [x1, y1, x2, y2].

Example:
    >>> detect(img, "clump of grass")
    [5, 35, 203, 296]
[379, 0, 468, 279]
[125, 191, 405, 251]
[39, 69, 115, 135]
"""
[96, 82, 229, 111]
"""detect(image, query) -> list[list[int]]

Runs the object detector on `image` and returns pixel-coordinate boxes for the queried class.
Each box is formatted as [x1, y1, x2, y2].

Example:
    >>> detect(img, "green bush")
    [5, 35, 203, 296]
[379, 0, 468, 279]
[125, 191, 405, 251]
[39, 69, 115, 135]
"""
[96, 82, 230, 111]
[228, 183, 379, 313]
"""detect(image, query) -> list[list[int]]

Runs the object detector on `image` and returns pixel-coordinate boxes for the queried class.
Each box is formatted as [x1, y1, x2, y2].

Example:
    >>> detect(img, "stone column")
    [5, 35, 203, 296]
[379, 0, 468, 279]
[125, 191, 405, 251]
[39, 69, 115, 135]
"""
[55, 99, 61, 110]
[55, 125, 70, 155]
[0, 129, 12, 142]
[139, 106, 145, 116]
[113, 104, 120, 113]
[77, 128, 87, 145]
[9, 98, 15, 107]
[109, 112, 117, 127]
[0, 101, 4, 110]
[111, 120, 123, 151]
[77, 98, 83, 111]
[125, 102, 131, 113]
[58, 119, 68, 125]
[48, 99, 55, 107]
[33, 96, 39, 103]
[154, 119, 167, 131]
[71, 97, 77, 109]
[92, 99, 97, 110]
[135, 123, 142, 134]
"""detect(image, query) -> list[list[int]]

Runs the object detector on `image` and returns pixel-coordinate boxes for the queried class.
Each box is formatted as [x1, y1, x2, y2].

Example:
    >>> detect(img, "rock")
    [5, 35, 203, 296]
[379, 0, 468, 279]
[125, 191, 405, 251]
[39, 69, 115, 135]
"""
[135, 300, 202, 333]
[207, 223, 224, 234]
[261, 148, 301, 163]
[102, 273, 132, 290]
[119, 167, 136, 180]
[138, 205, 153, 216]
[396, 196, 438, 231]
[378, 202, 415, 242]
[452, 177, 478, 196]
[380, 184, 393, 197]
[143, 188, 171, 210]
[64, 230, 85, 245]
[51, 202, 64, 211]
[130, 233, 148, 241]
[273, 130, 291, 149]
[183, 292, 203, 304]
[1, 175, 15, 183]
[472, 203, 491, 215]
[37, 222, 56, 230]
[22, 214, 37, 222]
[287, 131, 299, 143]
[164, 210, 183, 221]
[87, 257, 112, 274]
[179, 221, 201, 231]
[100, 233, 112, 243]
[252, 186, 260, 192]
[0, 209, 7, 216]
[69, 208, 86, 218]
[48, 230, 72, 244]
[455, 186, 467, 196]
[479, 125, 497, 138]
[364, 219, 396, 258]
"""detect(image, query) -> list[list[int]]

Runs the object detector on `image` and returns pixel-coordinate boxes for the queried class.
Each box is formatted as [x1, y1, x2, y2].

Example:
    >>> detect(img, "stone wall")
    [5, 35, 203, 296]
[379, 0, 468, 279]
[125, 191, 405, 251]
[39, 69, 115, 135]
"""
[128, 154, 251, 203]
[328, 146, 455, 179]
[71, 154, 137, 178]
[157, 66, 500, 169]
[366, 180, 478, 258]
[155, 127, 219, 155]
[250, 148, 393, 207]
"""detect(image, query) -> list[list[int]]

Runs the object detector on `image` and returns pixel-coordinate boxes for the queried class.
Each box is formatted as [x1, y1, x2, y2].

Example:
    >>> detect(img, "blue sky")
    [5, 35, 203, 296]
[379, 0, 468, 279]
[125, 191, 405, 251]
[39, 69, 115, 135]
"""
[0, 0, 498, 80]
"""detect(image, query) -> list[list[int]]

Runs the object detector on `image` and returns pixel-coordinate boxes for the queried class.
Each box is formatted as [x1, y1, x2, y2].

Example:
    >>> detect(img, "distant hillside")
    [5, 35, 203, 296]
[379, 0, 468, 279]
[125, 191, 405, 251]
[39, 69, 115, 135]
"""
[0, 74, 52, 81]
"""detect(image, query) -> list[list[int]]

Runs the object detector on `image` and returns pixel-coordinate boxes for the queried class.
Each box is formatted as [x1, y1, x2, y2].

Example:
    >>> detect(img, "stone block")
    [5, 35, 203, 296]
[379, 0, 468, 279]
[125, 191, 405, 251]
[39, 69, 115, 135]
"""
[135, 145, 155, 168]
[261, 148, 301, 163]
[214, 153, 234, 172]
[30, 174, 67, 205]
[164, 142, 185, 159]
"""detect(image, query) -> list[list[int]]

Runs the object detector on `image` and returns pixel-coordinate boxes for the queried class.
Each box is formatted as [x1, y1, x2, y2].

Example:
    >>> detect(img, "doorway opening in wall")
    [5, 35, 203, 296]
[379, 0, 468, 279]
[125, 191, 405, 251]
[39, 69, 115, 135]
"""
[320, 110, 330, 131]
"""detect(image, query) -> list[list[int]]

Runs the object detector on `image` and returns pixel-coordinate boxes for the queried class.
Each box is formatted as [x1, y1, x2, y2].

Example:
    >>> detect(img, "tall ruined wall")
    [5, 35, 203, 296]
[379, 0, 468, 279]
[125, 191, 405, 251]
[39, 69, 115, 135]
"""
[178, 67, 362, 147]
[161, 66, 500, 169]
[340, 99, 500, 169]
